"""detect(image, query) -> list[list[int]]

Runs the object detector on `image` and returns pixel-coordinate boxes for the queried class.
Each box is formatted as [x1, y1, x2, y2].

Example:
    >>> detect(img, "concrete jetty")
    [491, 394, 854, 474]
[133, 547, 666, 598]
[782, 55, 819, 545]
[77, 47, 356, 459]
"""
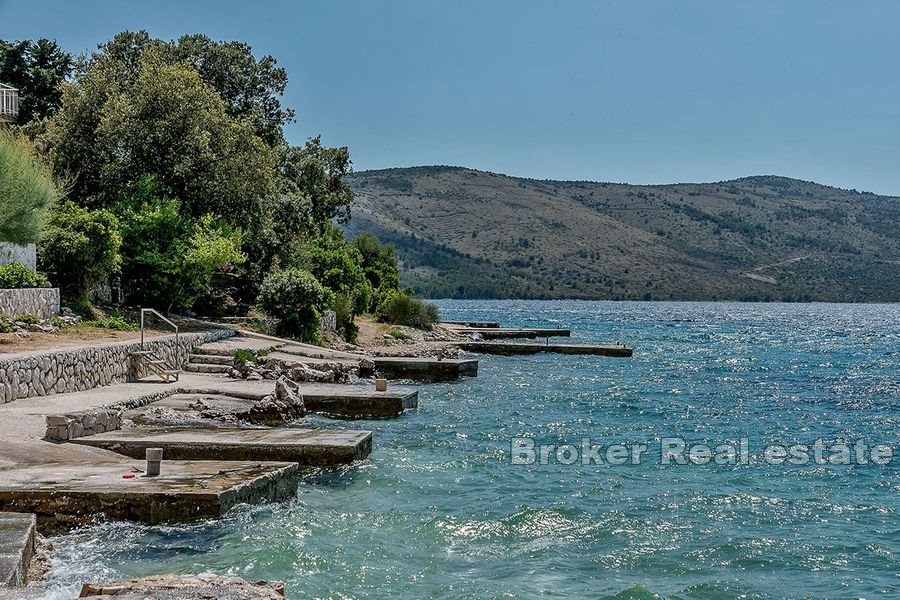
[128, 379, 419, 419]
[371, 356, 478, 381]
[72, 427, 372, 466]
[457, 341, 633, 357]
[0, 374, 320, 531]
[441, 321, 500, 328]
[0, 512, 35, 587]
[451, 327, 571, 340]
[0, 460, 298, 531]
[299, 382, 418, 418]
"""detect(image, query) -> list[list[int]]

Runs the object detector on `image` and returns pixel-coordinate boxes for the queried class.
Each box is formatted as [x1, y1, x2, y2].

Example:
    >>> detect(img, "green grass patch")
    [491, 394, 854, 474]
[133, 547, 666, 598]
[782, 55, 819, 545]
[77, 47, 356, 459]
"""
[387, 328, 412, 340]
[81, 315, 139, 331]
[234, 349, 258, 365]
[14, 313, 40, 325]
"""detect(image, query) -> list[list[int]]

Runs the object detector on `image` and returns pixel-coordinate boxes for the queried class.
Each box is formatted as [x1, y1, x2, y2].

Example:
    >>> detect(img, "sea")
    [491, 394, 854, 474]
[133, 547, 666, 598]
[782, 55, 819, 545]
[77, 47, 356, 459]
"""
[37, 301, 899, 599]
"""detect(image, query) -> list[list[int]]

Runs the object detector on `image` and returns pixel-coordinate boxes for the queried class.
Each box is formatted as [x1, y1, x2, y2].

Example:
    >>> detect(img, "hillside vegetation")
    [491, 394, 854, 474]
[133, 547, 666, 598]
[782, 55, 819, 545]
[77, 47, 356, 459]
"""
[345, 167, 900, 302]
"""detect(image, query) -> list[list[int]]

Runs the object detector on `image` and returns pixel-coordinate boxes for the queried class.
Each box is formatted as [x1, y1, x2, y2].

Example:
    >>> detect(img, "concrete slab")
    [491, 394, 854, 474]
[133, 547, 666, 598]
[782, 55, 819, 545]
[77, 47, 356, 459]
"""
[453, 327, 571, 340]
[0, 460, 299, 532]
[0, 511, 35, 587]
[118, 379, 416, 419]
[71, 427, 372, 466]
[441, 321, 500, 328]
[457, 341, 633, 357]
[372, 356, 478, 381]
[298, 383, 418, 418]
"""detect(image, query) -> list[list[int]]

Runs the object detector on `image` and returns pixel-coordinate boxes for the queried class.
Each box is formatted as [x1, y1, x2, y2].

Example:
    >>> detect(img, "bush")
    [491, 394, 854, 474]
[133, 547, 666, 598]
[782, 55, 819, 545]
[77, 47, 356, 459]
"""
[81, 315, 138, 331]
[375, 288, 439, 330]
[257, 268, 332, 343]
[39, 201, 122, 301]
[234, 349, 257, 365]
[0, 127, 61, 244]
[0, 262, 48, 288]
[387, 328, 412, 340]
[116, 197, 246, 312]
[15, 313, 40, 325]
[331, 293, 359, 342]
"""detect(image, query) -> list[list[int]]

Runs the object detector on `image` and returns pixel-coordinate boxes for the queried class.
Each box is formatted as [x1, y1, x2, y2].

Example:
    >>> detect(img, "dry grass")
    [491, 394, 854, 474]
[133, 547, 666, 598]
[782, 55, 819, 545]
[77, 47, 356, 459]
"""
[0, 326, 169, 355]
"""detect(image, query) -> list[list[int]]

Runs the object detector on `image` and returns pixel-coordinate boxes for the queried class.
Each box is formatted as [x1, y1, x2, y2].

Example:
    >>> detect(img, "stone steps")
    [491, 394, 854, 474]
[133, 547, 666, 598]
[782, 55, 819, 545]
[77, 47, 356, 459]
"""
[184, 363, 232, 374]
[190, 353, 234, 365]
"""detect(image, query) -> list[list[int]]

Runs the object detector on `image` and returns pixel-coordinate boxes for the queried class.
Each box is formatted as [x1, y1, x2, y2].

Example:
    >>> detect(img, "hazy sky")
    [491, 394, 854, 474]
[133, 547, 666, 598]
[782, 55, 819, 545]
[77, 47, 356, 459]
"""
[2, 0, 898, 194]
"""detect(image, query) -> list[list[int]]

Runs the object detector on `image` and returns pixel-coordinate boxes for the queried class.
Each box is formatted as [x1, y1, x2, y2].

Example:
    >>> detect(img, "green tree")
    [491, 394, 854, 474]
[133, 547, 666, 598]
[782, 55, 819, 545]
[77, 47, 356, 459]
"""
[39, 201, 121, 300]
[280, 136, 355, 231]
[0, 127, 61, 243]
[258, 268, 332, 342]
[116, 197, 246, 312]
[0, 38, 73, 123]
[48, 47, 276, 226]
[93, 31, 293, 144]
[354, 232, 400, 296]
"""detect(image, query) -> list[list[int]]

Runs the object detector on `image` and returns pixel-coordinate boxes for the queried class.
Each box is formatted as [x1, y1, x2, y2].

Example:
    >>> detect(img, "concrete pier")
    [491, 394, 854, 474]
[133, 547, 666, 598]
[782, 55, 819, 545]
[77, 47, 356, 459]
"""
[455, 327, 571, 340]
[0, 460, 299, 531]
[457, 341, 633, 357]
[371, 356, 478, 381]
[299, 383, 418, 418]
[441, 321, 500, 328]
[0, 512, 35, 587]
[72, 427, 373, 466]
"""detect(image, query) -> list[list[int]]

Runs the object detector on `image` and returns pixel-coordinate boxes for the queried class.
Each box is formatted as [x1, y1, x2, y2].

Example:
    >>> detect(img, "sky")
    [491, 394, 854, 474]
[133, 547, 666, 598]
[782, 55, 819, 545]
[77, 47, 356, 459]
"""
[1, 0, 899, 194]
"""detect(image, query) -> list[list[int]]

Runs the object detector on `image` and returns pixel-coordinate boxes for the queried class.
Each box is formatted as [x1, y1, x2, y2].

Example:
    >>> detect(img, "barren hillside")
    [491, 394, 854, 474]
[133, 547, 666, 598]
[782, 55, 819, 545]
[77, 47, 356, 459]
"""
[345, 167, 899, 302]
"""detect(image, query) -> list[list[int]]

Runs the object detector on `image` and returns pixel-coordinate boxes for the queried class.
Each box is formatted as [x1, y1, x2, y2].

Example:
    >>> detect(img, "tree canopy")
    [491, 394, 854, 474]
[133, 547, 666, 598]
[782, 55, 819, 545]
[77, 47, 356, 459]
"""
[0, 127, 61, 243]
[0, 38, 73, 122]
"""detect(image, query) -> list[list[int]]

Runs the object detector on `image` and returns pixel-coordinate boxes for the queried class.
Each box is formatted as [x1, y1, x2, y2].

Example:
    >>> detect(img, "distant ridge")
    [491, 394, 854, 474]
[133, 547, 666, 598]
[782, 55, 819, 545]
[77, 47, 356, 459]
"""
[345, 166, 899, 302]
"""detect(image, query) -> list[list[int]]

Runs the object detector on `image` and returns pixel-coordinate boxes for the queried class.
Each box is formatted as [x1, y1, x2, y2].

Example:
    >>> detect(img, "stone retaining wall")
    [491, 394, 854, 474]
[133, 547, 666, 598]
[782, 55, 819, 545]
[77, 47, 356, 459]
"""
[0, 288, 60, 320]
[0, 328, 235, 404]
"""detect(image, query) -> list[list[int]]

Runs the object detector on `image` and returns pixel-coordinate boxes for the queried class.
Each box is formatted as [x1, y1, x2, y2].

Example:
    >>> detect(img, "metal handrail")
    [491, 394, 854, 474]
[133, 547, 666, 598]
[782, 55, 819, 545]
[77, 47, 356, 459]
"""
[140, 308, 179, 350]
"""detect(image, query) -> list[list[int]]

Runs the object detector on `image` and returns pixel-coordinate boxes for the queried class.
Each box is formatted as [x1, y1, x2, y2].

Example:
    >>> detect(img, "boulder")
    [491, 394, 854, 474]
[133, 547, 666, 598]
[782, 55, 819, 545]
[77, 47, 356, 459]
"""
[246, 377, 307, 425]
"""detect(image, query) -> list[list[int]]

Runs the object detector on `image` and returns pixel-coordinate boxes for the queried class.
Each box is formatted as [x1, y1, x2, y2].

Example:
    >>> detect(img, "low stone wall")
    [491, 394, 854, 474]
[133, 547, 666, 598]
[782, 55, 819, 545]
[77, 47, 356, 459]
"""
[0, 288, 60, 320]
[0, 328, 235, 404]
[44, 387, 175, 441]
[44, 385, 253, 441]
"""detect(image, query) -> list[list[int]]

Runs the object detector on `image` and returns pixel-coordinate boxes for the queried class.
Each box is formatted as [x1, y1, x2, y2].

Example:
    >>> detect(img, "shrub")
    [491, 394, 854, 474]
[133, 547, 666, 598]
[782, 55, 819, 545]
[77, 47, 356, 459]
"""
[0, 316, 12, 333]
[257, 269, 332, 343]
[15, 313, 40, 325]
[0, 127, 61, 244]
[375, 288, 439, 329]
[39, 201, 122, 301]
[0, 262, 48, 288]
[81, 315, 138, 331]
[387, 328, 412, 340]
[116, 197, 246, 312]
[234, 349, 257, 365]
[331, 293, 359, 342]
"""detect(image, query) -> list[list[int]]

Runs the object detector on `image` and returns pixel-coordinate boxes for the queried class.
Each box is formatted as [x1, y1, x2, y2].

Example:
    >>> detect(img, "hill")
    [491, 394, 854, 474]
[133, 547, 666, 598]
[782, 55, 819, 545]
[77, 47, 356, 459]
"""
[344, 167, 900, 302]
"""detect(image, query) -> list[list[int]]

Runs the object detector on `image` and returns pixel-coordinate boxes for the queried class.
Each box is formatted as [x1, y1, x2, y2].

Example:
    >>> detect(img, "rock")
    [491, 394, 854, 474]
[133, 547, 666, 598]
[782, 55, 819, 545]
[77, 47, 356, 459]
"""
[246, 377, 306, 425]
[358, 358, 376, 377]
[79, 573, 286, 598]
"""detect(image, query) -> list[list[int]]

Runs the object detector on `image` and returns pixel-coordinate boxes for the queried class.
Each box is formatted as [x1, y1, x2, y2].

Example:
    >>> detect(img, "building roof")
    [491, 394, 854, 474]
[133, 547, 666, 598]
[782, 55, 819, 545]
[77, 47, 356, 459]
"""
[0, 83, 18, 91]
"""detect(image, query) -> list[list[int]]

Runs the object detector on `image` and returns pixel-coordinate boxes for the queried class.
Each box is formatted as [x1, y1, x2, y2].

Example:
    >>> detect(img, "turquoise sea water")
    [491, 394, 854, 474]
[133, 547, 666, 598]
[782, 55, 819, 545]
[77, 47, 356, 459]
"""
[40, 301, 898, 599]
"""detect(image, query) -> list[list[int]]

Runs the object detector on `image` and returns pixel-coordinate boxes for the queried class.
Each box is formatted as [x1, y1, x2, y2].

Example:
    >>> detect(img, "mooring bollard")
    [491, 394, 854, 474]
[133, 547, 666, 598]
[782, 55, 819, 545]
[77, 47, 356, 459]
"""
[375, 378, 388, 392]
[146, 447, 163, 476]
